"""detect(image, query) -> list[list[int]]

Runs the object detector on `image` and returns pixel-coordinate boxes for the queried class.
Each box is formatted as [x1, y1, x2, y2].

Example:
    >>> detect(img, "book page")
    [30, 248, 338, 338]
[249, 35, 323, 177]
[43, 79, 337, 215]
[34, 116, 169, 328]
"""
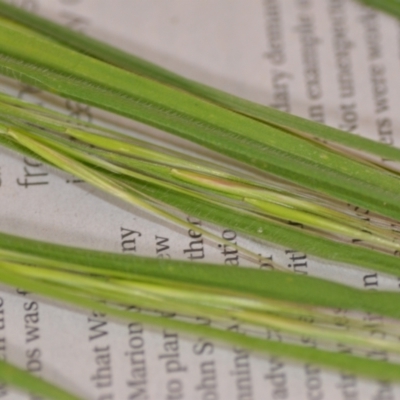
[1, 0, 400, 398]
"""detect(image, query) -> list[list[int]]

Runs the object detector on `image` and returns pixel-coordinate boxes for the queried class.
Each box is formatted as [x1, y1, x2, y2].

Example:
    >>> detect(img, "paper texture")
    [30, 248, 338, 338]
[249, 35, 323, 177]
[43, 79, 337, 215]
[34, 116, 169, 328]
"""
[1, 0, 400, 398]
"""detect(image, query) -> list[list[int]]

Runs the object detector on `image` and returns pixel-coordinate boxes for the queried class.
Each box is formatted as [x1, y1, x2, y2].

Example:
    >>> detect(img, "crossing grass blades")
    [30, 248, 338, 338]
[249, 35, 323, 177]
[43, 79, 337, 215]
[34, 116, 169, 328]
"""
[0, 1, 400, 398]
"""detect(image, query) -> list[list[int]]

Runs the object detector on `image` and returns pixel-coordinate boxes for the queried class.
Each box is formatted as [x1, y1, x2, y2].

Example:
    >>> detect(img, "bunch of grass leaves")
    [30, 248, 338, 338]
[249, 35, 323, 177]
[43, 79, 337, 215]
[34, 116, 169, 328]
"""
[2, 2, 400, 272]
[0, 0, 400, 398]
[7, 231, 400, 399]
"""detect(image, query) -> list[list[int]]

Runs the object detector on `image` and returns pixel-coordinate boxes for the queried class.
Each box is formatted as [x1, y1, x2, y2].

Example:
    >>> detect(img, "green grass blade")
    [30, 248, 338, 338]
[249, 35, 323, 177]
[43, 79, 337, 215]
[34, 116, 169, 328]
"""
[0, 262, 400, 382]
[7, 227, 399, 380]
[356, 0, 400, 18]
[10, 244, 400, 340]
[172, 168, 400, 252]
[3, 260, 400, 358]
[0, 359, 83, 400]
[1, 230, 400, 322]
[6, 236, 400, 371]
[119, 174, 400, 275]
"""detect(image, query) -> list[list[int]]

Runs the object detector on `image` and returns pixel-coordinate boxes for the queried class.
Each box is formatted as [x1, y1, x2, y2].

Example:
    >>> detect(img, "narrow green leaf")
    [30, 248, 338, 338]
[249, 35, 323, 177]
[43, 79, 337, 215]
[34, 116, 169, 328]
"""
[356, 0, 400, 18]
[0, 359, 83, 400]
[1, 230, 400, 322]
[13, 262, 400, 355]
[0, 261, 400, 383]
